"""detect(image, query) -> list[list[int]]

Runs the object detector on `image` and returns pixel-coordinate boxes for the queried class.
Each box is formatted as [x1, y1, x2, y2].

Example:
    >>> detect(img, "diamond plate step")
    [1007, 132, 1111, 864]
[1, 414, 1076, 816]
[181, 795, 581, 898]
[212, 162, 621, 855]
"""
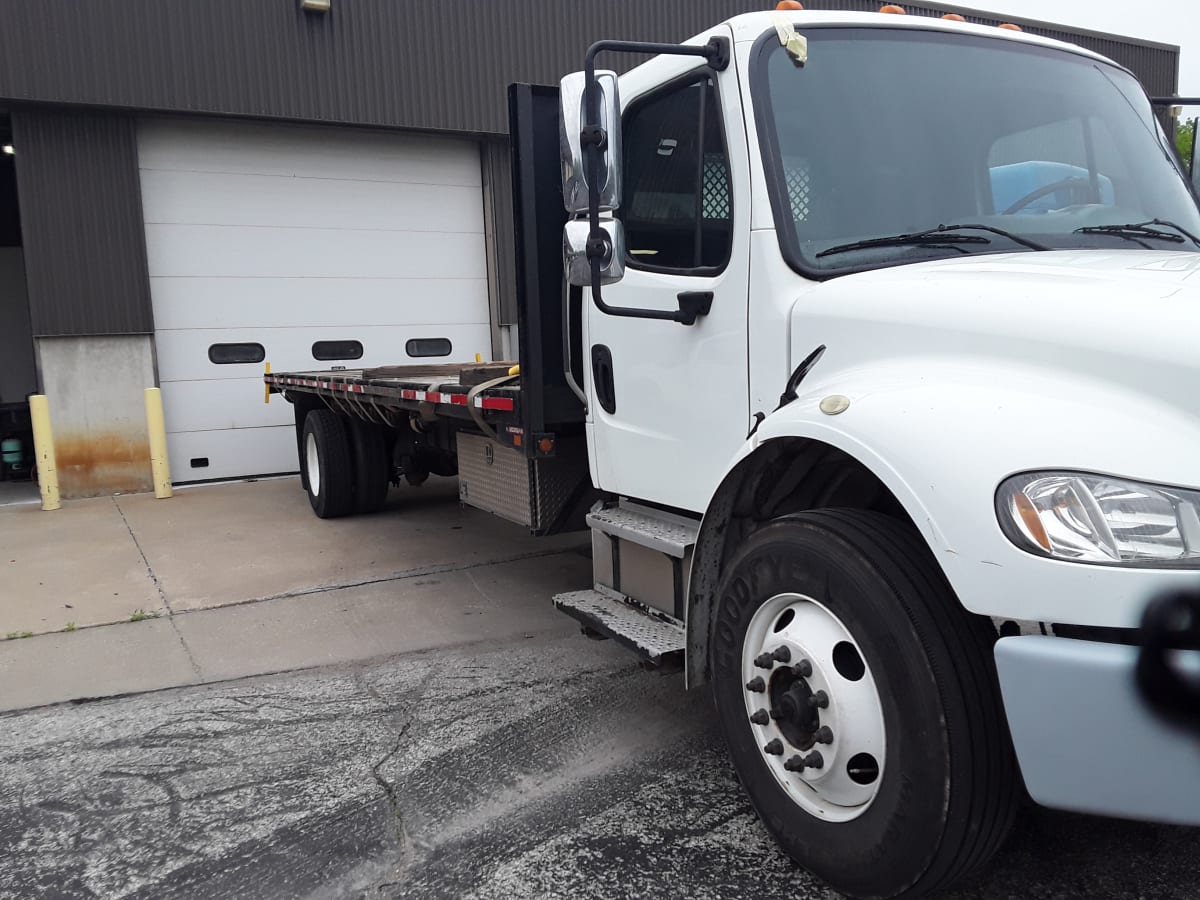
[553, 588, 685, 663]
[586, 504, 699, 558]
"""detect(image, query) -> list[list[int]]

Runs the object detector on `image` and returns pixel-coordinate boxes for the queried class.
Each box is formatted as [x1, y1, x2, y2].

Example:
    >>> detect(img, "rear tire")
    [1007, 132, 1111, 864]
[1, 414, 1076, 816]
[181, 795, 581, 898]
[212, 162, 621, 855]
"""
[301, 410, 355, 519]
[349, 418, 390, 514]
[710, 510, 1017, 899]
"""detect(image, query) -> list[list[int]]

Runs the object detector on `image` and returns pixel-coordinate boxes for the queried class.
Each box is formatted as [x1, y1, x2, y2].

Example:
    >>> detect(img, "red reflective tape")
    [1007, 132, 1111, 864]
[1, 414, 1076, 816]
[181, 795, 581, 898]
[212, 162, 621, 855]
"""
[401, 389, 418, 400]
[448, 394, 468, 406]
[479, 396, 516, 411]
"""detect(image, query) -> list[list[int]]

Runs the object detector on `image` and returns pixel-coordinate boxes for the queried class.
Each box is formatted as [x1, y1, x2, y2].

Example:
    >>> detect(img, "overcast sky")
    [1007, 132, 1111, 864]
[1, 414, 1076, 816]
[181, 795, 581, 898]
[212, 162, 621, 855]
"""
[961, 0, 1199, 104]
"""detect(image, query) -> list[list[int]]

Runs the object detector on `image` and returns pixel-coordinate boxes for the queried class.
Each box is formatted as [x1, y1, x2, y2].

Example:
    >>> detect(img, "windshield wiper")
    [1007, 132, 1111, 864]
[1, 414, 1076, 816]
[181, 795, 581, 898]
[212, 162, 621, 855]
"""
[1075, 219, 1200, 248]
[816, 223, 1051, 259]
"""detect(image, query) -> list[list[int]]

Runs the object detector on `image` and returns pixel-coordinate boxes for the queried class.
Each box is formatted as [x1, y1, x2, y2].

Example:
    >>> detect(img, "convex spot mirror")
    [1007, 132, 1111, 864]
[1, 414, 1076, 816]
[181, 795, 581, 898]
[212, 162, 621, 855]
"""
[564, 219, 626, 287]
[560, 70, 622, 215]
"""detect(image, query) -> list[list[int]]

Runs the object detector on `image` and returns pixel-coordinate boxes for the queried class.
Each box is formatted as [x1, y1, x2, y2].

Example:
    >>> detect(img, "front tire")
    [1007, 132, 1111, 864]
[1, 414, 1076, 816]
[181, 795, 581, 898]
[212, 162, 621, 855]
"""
[711, 510, 1017, 899]
[301, 410, 355, 519]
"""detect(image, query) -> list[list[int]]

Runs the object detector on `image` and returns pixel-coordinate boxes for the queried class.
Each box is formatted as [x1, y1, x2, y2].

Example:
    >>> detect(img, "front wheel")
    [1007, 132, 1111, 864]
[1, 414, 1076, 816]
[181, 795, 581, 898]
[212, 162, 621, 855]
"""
[711, 510, 1017, 899]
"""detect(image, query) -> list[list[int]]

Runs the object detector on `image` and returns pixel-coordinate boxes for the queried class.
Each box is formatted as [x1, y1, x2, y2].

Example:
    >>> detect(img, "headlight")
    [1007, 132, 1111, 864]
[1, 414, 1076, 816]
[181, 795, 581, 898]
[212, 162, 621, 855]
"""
[996, 472, 1200, 567]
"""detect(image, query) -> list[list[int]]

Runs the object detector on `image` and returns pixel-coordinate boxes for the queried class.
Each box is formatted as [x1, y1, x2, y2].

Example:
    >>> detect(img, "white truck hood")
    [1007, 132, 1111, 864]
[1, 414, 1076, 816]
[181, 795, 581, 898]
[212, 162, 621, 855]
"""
[798, 249, 1200, 417]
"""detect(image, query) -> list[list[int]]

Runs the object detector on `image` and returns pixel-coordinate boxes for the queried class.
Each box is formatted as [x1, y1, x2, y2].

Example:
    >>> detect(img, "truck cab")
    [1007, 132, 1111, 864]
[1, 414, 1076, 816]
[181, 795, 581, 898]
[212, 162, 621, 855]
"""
[559, 9, 1200, 898]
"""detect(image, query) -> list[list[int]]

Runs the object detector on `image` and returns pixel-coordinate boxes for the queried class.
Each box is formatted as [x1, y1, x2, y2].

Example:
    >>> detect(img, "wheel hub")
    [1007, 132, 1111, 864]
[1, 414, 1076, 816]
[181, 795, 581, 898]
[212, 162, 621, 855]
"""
[771, 672, 819, 749]
[741, 592, 886, 822]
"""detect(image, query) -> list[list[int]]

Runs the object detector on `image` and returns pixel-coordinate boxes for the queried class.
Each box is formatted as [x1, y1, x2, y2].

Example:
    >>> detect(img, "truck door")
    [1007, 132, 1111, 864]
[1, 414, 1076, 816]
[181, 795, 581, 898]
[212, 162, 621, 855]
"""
[585, 43, 750, 513]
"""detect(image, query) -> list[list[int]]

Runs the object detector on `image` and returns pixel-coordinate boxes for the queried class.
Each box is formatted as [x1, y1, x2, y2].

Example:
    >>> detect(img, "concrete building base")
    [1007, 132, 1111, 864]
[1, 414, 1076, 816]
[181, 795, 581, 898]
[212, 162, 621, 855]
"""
[35, 334, 155, 498]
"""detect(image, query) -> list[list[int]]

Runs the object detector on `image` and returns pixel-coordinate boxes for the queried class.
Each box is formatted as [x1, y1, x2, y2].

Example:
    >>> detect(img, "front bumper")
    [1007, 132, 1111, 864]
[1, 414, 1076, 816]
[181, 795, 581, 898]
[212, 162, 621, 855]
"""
[995, 635, 1200, 825]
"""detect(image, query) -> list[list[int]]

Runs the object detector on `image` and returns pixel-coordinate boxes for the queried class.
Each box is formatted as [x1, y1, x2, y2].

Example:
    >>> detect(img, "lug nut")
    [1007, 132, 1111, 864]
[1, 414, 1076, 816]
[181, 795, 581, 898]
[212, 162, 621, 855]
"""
[745, 676, 766, 693]
[763, 738, 784, 755]
[793, 659, 813, 677]
[754, 652, 775, 669]
[808, 690, 829, 709]
[815, 726, 834, 744]
[772, 646, 791, 663]
[784, 754, 807, 772]
[750, 709, 770, 725]
[803, 751, 824, 769]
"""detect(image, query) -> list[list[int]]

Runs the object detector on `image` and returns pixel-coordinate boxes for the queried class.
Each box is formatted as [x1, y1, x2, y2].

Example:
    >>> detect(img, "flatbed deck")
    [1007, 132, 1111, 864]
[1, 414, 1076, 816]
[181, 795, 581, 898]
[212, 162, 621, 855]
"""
[265, 361, 522, 426]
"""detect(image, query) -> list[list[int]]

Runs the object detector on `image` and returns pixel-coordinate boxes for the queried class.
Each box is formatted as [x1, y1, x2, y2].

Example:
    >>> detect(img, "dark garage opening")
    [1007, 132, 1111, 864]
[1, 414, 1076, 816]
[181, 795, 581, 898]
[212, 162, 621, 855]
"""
[0, 114, 37, 493]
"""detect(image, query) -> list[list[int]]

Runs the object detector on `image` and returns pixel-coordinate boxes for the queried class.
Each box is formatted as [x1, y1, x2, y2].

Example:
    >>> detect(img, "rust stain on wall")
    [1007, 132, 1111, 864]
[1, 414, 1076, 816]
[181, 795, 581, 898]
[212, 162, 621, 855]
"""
[54, 430, 152, 498]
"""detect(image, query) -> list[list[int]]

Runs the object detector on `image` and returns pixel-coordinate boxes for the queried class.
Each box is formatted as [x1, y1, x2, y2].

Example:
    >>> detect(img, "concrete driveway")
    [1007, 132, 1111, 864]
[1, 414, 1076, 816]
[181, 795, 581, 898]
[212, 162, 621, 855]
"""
[0, 476, 589, 710]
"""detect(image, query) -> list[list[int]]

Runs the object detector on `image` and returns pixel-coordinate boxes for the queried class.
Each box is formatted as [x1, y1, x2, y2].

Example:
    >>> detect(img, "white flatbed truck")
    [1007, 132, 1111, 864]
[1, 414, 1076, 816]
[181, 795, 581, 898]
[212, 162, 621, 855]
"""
[266, 8, 1200, 897]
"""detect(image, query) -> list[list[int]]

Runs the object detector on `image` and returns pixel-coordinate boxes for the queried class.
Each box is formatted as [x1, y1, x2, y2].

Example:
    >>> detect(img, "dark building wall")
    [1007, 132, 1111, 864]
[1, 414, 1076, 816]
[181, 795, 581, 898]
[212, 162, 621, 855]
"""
[10, 109, 152, 336]
[0, 1, 1180, 138]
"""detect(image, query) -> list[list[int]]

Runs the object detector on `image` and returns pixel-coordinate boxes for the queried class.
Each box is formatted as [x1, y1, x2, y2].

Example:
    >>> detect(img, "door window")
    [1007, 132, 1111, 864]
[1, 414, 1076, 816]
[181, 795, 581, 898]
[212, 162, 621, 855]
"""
[620, 75, 732, 272]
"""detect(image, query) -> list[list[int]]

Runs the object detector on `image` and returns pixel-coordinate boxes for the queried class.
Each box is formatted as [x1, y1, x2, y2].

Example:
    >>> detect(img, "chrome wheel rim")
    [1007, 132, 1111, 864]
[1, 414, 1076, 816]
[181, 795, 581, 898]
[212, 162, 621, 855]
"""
[741, 592, 886, 822]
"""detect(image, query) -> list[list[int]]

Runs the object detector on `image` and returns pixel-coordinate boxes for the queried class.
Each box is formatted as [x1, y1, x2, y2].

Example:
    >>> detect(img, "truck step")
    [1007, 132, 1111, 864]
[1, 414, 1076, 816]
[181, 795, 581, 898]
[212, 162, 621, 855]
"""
[586, 503, 699, 558]
[553, 588, 685, 663]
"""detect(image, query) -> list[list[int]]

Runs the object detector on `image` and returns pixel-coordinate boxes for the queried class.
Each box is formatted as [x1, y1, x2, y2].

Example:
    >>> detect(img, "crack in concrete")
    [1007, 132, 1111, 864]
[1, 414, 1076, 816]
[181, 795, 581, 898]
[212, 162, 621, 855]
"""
[163, 545, 586, 620]
[0, 543, 582, 643]
[112, 494, 171, 613]
[112, 495, 204, 681]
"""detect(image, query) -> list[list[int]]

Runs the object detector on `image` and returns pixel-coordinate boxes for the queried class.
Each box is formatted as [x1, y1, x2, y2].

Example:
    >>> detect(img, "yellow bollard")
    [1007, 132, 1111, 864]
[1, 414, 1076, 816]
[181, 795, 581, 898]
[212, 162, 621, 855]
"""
[144, 388, 173, 499]
[28, 394, 60, 511]
[264, 361, 271, 404]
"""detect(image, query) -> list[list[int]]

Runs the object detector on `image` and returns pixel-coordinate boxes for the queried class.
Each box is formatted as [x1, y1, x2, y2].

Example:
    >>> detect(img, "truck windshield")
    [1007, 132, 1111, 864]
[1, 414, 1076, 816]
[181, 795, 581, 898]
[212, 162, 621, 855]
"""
[753, 27, 1200, 276]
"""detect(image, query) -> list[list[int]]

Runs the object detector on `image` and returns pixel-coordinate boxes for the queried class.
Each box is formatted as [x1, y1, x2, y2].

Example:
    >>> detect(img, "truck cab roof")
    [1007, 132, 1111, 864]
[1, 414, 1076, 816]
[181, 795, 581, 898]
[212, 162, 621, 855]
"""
[717, 9, 1116, 69]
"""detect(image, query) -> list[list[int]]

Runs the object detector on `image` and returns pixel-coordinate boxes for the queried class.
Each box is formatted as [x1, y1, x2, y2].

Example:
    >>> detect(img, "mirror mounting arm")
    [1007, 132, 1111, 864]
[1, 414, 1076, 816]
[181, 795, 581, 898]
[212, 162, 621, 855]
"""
[579, 124, 607, 152]
[582, 36, 731, 325]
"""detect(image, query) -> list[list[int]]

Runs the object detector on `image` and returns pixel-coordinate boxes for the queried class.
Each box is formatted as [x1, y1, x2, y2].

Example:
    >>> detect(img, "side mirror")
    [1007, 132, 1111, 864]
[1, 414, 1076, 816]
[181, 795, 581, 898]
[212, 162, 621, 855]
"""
[564, 219, 625, 287]
[559, 70, 622, 215]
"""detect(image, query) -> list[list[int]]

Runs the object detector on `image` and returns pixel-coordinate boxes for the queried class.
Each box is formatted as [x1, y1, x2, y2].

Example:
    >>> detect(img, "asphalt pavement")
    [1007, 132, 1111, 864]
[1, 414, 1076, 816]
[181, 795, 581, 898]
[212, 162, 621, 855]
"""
[2, 633, 1197, 900]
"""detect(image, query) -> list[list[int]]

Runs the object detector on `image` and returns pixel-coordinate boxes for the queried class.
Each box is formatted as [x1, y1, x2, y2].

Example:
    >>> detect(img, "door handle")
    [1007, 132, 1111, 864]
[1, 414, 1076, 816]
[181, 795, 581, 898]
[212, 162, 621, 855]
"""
[676, 291, 713, 326]
[591, 344, 617, 414]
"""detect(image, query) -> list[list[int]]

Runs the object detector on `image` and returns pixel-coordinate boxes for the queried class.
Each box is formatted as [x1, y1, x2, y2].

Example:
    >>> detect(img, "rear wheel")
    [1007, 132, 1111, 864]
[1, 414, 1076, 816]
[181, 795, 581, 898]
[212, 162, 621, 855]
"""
[711, 510, 1017, 899]
[349, 418, 390, 514]
[301, 410, 355, 519]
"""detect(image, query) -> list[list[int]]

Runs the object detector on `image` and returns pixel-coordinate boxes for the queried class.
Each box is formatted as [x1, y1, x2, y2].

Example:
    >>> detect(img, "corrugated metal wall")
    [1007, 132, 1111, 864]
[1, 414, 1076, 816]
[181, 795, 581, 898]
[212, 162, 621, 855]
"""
[10, 110, 153, 336]
[0, 1, 1179, 138]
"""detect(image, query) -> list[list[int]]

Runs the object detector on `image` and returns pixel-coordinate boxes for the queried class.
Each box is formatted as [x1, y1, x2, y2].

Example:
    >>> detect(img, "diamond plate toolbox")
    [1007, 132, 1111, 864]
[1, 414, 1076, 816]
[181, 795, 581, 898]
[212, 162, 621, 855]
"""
[457, 433, 589, 531]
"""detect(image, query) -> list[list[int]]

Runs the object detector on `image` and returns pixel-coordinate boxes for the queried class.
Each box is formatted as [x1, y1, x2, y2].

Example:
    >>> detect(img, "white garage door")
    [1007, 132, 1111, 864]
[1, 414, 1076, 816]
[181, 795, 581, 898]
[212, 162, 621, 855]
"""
[138, 118, 492, 483]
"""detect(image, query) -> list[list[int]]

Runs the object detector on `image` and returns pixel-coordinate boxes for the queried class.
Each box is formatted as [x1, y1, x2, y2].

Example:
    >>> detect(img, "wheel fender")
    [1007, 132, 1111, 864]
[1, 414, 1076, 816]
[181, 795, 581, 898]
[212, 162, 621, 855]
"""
[687, 362, 1200, 686]
[686, 421, 936, 688]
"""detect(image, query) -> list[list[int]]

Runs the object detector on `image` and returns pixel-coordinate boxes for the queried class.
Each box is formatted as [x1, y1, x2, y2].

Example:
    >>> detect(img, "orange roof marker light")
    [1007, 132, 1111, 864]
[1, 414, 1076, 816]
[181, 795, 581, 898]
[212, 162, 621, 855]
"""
[880, 5, 907, 14]
[942, 13, 966, 21]
[776, 1, 804, 9]
[998, 22, 1022, 31]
